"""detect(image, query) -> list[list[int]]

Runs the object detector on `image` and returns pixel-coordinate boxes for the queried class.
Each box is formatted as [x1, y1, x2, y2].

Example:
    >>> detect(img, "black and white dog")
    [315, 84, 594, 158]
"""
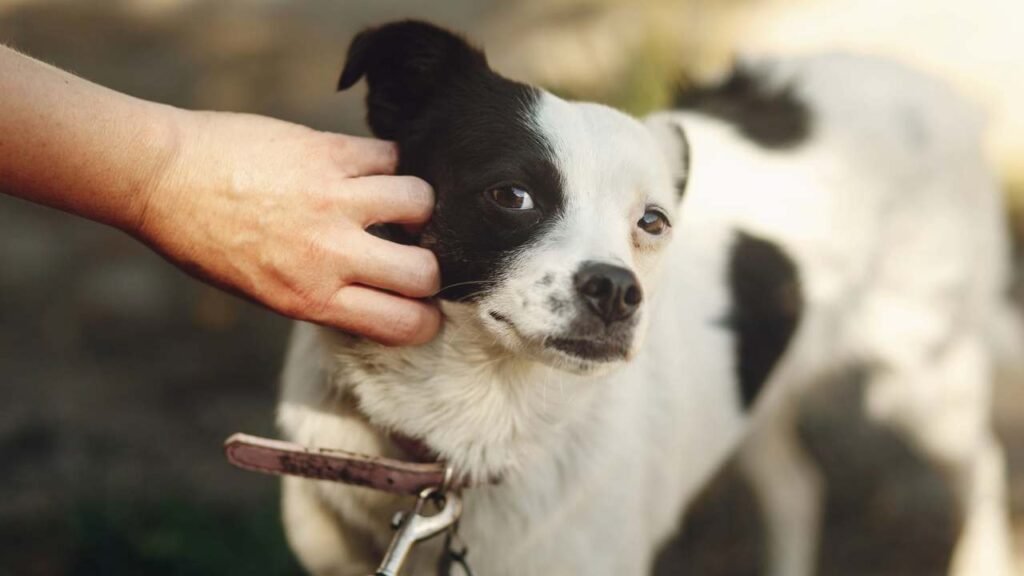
[277, 21, 1018, 575]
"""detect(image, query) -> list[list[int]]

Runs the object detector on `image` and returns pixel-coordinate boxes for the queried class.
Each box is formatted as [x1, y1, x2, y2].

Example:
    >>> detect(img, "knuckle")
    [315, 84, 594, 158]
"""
[333, 132, 357, 150]
[277, 290, 317, 321]
[328, 240, 356, 271]
[309, 187, 337, 213]
[274, 271, 345, 323]
[333, 135, 398, 177]
[322, 133, 354, 170]
[309, 288, 357, 330]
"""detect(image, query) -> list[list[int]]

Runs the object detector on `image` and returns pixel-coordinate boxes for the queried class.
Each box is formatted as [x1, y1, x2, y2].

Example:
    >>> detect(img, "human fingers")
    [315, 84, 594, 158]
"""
[343, 235, 440, 298]
[321, 284, 441, 346]
[327, 133, 398, 177]
[341, 175, 434, 227]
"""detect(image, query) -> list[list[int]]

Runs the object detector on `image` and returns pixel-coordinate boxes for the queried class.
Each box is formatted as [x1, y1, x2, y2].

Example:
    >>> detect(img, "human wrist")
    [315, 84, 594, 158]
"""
[127, 104, 205, 243]
[0, 48, 193, 236]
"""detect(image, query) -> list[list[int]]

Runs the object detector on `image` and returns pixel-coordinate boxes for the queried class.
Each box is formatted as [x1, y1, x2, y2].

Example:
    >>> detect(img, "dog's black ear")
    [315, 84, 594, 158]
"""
[338, 20, 488, 140]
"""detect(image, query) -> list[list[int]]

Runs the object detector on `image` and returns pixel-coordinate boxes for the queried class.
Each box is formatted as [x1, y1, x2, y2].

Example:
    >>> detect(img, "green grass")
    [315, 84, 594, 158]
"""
[2, 494, 302, 576]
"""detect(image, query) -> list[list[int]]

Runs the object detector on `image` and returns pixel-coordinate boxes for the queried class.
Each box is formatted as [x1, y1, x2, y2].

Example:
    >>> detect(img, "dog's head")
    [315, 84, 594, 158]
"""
[339, 21, 684, 373]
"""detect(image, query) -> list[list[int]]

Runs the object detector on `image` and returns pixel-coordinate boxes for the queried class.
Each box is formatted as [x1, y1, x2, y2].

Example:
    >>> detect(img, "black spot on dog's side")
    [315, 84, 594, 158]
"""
[339, 20, 565, 302]
[674, 66, 812, 149]
[725, 231, 802, 408]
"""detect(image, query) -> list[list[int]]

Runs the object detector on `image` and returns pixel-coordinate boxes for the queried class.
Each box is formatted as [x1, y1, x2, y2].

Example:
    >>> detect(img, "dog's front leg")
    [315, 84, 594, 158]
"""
[283, 476, 380, 576]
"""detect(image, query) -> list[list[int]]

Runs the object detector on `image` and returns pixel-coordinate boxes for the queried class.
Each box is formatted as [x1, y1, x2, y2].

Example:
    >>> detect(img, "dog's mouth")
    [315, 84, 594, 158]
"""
[545, 337, 629, 362]
[486, 308, 636, 365]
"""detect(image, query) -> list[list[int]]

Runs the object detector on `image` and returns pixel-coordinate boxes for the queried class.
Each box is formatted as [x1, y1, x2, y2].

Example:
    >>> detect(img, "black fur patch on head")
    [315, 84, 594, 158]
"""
[339, 20, 565, 301]
[674, 66, 812, 149]
[339, 20, 488, 140]
[725, 231, 802, 409]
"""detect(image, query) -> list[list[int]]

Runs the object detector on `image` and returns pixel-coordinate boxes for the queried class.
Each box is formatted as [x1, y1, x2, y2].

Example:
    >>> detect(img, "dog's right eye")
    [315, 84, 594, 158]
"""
[638, 207, 671, 235]
[486, 185, 535, 211]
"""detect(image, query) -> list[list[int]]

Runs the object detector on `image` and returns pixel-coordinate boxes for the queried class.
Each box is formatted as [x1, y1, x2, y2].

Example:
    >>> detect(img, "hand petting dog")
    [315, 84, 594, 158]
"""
[141, 113, 442, 345]
[0, 45, 441, 345]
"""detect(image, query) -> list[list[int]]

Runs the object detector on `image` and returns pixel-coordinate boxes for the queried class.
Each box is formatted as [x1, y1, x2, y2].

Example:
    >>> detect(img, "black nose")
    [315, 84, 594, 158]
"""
[574, 262, 643, 324]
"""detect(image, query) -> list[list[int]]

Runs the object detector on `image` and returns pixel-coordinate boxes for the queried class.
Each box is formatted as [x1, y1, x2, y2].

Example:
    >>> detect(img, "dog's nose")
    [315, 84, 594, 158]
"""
[574, 262, 643, 324]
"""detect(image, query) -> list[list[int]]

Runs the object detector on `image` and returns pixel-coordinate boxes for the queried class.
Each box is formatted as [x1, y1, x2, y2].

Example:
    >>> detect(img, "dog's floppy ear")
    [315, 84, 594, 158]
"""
[338, 20, 489, 140]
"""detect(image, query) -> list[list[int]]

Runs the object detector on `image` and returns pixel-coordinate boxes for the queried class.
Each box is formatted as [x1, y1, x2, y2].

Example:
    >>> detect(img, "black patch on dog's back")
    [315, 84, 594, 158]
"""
[725, 231, 802, 408]
[674, 66, 812, 149]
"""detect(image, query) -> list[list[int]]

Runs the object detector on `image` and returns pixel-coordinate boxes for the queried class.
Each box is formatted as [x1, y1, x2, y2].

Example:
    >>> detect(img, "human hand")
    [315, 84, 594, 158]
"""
[135, 111, 441, 345]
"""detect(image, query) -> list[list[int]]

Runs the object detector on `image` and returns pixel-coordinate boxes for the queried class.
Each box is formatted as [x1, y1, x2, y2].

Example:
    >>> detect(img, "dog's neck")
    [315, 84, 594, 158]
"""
[321, 302, 615, 484]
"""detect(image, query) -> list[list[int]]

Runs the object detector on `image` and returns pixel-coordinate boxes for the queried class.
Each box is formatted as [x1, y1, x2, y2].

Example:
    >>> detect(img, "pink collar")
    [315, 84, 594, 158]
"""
[224, 433, 455, 495]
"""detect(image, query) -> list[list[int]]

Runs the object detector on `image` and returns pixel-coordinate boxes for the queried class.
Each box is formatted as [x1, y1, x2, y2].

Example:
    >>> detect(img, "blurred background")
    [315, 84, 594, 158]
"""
[1, 1, 1022, 574]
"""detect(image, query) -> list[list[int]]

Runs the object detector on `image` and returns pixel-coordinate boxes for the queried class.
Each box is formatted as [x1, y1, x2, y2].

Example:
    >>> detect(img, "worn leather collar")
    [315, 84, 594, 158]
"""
[224, 433, 454, 496]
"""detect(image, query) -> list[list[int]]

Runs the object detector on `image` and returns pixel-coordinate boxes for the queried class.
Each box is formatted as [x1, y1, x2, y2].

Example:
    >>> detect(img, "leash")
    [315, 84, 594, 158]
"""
[224, 433, 473, 575]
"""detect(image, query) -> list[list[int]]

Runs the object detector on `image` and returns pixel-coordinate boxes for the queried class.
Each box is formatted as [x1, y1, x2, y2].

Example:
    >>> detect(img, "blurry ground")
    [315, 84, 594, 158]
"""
[1, 1, 1022, 575]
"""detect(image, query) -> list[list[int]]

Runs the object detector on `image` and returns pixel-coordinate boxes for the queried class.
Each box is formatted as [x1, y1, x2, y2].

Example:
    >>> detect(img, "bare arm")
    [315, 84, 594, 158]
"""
[0, 46, 441, 345]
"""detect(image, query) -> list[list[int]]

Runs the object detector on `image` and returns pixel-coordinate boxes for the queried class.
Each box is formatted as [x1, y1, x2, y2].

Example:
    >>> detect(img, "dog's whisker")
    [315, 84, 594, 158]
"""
[432, 279, 500, 298]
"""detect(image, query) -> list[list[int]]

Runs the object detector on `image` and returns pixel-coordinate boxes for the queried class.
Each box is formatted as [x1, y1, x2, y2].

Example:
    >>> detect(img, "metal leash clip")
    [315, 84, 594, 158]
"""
[373, 468, 463, 576]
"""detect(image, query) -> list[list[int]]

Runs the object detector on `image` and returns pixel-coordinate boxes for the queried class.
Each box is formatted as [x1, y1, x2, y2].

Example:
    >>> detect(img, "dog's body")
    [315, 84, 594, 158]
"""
[277, 23, 1016, 576]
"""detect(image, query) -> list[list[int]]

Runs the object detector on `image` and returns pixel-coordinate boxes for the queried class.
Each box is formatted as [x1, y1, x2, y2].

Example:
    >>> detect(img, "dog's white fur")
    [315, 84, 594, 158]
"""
[659, 54, 1018, 576]
[278, 53, 1016, 575]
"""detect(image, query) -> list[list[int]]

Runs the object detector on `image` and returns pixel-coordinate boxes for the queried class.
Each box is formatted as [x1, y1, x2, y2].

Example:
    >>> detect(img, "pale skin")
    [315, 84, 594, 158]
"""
[0, 46, 442, 345]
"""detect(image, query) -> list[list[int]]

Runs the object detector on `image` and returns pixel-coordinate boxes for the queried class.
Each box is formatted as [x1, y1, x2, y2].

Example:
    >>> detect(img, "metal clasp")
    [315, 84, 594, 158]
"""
[373, 485, 463, 576]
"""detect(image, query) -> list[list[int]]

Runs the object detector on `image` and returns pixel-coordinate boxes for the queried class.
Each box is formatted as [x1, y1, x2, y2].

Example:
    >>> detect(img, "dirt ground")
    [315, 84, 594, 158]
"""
[1, 1, 1022, 575]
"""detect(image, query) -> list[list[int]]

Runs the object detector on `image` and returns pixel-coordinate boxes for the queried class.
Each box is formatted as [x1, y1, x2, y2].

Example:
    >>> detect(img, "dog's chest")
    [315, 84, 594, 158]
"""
[302, 309, 745, 575]
[399, 290, 746, 574]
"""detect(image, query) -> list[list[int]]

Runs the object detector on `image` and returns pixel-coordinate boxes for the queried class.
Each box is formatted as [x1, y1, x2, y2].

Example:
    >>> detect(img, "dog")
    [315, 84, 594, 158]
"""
[276, 21, 1018, 575]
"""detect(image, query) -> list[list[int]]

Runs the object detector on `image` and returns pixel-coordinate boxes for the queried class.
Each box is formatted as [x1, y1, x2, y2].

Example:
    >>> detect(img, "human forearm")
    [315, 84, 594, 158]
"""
[0, 44, 179, 233]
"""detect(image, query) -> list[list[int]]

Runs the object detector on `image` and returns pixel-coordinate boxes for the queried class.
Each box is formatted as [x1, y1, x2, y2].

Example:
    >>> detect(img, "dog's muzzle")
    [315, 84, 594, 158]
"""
[543, 262, 643, 362]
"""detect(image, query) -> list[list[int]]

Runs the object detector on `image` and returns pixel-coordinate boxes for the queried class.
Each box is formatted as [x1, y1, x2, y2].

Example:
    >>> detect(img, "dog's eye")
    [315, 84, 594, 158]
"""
[638, 208, 671, 235]
[486, 185, 535, 210]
